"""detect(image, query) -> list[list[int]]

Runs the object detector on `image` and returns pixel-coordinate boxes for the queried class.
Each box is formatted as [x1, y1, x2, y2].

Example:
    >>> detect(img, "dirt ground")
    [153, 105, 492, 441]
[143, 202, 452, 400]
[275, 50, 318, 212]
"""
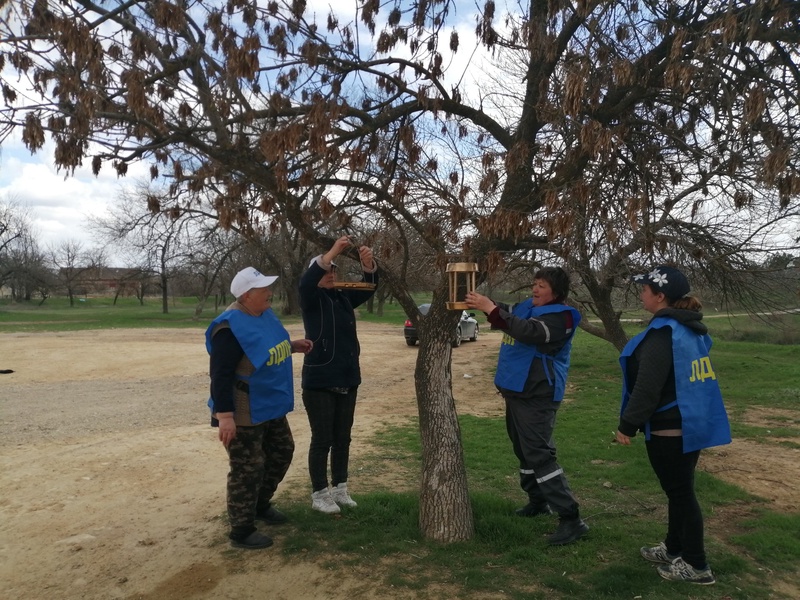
[0, 323, 797, 599]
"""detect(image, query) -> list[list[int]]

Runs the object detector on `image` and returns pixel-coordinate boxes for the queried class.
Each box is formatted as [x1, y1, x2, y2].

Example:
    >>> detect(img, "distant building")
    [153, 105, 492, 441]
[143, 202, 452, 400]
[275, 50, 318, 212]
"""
[59, 267, 158, 297]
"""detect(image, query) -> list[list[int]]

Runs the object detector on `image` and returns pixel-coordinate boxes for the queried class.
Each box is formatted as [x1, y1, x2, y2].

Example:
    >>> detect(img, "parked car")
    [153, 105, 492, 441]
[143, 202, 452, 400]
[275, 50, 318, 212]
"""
[404, 303, 479, 347]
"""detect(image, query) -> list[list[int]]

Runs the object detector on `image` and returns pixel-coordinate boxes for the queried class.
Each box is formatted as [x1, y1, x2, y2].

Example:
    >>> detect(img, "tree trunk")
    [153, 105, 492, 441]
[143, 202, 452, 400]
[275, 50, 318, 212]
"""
[415, 305, 474, 542]
[160, 244, 169, 314]
[595, 296, 629, 351]
[194, 296, 207, 318]
[578, 276, 629, 350]
[160, 274, 169, 314]
[282, 283, 301, 316]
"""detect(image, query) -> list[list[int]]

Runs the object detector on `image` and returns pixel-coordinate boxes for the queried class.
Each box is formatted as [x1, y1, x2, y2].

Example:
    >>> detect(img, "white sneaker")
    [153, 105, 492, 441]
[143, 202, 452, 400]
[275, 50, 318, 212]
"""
[331, 482, 358, 508]
[311, 488, 340, 514]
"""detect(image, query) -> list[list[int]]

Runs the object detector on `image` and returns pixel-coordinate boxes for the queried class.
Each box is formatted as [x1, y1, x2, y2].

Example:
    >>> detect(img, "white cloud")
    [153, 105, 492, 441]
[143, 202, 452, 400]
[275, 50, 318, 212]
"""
[0, 141, 148, 257]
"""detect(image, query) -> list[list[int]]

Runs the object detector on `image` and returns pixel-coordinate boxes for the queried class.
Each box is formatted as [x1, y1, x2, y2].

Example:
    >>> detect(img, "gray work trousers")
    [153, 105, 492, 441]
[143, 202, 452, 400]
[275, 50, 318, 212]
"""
[504, 394, 580, 519]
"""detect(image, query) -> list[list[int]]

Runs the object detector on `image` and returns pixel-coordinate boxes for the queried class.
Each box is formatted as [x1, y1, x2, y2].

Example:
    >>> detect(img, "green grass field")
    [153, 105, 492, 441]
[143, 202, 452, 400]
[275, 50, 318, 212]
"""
[0, 295, 213, 331]
[279, 330, 799, 599]
[2, 295, 799, 598]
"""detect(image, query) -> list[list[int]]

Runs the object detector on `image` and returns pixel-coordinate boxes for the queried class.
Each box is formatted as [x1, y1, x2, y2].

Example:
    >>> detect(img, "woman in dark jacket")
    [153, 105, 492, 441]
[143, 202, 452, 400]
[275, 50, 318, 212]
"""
[617, 265, 730, 586]
[299, 235, 377, 514]
[466, 267, 588, 546]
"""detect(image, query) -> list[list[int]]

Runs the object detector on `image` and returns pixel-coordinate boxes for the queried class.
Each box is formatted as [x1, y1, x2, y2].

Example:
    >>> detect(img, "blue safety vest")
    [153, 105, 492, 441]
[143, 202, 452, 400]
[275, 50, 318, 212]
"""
[494, 301, 581, 400]
[620, 316, 731, 452]
[206, 308, 294, 424]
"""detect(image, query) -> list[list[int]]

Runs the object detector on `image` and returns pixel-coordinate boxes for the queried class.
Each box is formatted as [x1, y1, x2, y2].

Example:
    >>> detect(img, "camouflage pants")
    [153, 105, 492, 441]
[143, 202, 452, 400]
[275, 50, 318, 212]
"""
[226, 416, 294, 532]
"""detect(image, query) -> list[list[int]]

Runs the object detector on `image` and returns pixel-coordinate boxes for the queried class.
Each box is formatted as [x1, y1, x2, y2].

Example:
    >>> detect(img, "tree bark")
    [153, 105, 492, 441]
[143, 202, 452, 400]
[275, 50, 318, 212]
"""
[415, 306, 474, 542]
[160, 244, 169, 314]
[281, 283, 301, 316]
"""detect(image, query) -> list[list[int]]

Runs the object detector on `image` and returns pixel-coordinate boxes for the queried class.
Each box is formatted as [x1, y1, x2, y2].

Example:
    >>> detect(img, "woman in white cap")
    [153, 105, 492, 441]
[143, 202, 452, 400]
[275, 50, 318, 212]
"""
[206, 267, 312, 549]
[617, 265, 730, 585]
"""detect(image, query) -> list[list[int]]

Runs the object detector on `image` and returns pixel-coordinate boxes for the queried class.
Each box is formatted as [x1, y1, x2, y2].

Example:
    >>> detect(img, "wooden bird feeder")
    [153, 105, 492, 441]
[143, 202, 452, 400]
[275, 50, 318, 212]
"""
[446, 262, 478, 310]
[331, 263, 377, 290]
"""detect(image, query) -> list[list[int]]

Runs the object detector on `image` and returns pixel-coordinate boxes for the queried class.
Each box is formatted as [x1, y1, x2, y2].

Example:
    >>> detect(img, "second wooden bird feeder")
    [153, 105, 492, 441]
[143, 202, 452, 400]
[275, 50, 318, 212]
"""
[445, 262, 478, 310]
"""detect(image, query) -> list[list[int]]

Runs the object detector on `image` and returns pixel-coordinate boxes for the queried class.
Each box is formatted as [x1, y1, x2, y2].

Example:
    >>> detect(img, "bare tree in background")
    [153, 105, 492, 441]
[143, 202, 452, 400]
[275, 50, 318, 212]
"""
[183, 227, 242, 318]
[48, 239, 104, 306]
[7, 230, 51, 303]
[3, 0, 799, 542]
[0, 198, 45, 297]
[91, 187, 201, 314]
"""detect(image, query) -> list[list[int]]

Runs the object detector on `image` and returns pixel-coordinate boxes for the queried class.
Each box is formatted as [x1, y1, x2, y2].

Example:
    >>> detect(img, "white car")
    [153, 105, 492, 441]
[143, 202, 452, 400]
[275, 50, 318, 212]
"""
[403, 303, 479, 347]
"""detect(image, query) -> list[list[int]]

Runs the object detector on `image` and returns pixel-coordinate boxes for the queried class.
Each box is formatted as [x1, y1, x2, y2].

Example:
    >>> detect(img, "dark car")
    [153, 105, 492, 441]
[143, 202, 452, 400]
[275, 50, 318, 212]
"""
[404, 303, 479, 347]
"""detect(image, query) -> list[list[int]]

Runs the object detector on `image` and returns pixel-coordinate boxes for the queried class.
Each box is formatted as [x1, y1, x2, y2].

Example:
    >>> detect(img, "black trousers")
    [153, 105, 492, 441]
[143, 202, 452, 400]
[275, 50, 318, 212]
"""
[302, 387, 358, 492]
[505, 394, 580, 519]
[226, 417, 294, 539]
[645, 435, 707, 569]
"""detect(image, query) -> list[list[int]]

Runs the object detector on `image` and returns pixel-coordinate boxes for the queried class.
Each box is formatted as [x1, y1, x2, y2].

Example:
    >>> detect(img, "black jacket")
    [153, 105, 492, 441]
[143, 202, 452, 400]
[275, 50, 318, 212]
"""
[618, 308, 708, 436]
[299, 262, 377, 389]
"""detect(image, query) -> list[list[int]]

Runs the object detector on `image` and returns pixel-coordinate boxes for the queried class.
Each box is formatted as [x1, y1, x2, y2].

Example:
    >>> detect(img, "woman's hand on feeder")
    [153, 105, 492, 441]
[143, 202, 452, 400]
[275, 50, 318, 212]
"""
[465, 291, 494, 314]
[332, 235, 352, 254]
[325, 235, 351, 263]
[358, 246, 376, 270]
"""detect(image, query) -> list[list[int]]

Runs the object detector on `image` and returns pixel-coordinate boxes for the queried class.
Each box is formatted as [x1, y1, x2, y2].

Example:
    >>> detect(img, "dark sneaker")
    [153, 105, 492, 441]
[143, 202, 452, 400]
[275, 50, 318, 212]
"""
[547, 518, 589, 546]
[230, 531, 273, 550]
[657, 557, 716, 585]
[640, 542, 679, 564]
[255, 505, 288, 525]
[515, 502, 553, 517]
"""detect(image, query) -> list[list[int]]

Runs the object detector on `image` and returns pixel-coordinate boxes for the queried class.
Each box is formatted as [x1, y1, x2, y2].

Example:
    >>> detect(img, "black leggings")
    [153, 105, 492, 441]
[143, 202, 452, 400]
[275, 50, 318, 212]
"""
[302, 387, 357, 492]
[646, 435, 706, 569]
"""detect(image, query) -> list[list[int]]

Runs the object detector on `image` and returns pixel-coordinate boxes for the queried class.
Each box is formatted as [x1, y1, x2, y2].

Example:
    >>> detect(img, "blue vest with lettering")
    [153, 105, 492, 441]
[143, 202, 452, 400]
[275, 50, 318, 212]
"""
[206, 308, 294, 423]
[619, 316, 731, 452]
[494, 301, 581, 400]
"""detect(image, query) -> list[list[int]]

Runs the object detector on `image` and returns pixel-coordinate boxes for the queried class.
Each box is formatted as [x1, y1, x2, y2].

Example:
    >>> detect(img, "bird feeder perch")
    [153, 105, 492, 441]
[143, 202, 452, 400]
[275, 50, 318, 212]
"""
[331, 262, 377, 290]
[445, 262, 478, 310]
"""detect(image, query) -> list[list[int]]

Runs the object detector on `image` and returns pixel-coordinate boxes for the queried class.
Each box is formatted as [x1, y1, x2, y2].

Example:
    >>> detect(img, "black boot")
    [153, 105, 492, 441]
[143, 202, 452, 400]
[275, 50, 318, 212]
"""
[230, 531, 273, 549]
[230, 525, 274, 549]
[255, 504, 288, 525]
[515, 502, 553, 517]
[548, 518, 589, 545]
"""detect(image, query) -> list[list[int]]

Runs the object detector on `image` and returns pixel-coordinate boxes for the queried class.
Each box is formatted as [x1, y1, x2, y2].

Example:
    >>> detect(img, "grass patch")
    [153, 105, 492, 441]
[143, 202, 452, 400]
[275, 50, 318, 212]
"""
[730, 511, 800, 572]
[0, 295, 306, 332]
[278, 414, 797, 599]
[277, 326, 799, 599]
[708, 313, 800, 345]
[357, 293, 433, 326]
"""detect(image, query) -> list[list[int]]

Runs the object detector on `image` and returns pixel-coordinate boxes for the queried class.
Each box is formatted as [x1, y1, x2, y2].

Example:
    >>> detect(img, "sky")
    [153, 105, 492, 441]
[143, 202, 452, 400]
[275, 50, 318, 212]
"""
[0, 137, 147, 251]
[0, 0, 486, 259]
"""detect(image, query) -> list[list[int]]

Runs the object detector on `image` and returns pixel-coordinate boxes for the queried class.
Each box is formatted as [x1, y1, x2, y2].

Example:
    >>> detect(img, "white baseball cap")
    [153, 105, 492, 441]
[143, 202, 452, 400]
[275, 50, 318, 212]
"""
[230, 267, 278, 298]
